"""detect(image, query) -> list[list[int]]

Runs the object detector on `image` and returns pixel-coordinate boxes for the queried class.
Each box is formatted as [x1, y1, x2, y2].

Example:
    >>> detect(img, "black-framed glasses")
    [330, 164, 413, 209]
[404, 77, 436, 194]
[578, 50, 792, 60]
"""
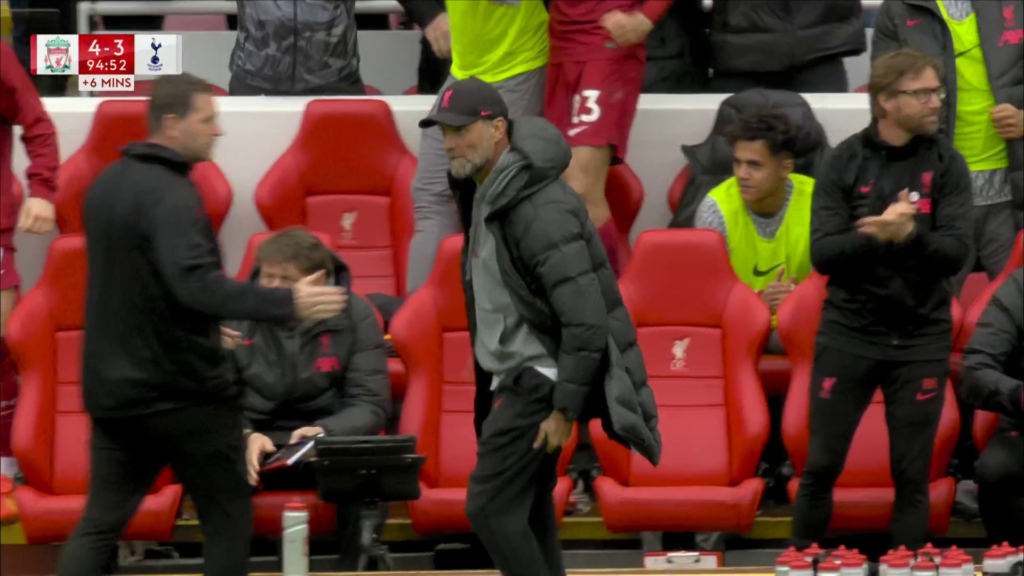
[894, 86, 946, 103]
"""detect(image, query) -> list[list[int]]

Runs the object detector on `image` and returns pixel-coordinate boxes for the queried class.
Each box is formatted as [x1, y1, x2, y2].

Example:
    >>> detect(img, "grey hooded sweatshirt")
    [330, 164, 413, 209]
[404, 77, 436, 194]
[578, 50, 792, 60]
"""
[468, 147, 558, 390]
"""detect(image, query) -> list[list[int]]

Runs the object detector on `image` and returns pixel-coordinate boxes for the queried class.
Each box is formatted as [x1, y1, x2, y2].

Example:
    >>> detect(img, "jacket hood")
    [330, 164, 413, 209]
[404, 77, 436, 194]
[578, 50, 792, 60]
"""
[477, 116, 573, 214]
[121, 142, 193, 175]
[509, 116, 573, 188]
[247, 251, 353, 291]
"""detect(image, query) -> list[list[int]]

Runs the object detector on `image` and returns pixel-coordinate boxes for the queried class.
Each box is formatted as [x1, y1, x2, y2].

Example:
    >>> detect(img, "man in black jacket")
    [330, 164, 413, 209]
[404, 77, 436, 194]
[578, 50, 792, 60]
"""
[232, 228, 391, 570]
[419, 77, 661, 576]
[708, 0, 866, 93]
[58, 75, 348, 576]
[962, 268, 1023, 545]
[872, 0, 1024, 293]
[793, 50, 972, 549]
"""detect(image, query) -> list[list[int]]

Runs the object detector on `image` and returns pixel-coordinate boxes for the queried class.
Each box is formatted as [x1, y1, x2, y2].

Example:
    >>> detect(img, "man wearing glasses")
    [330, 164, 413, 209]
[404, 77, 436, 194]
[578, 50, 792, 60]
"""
[873, 0, 1024, 294]
[792, 49, 971, 549]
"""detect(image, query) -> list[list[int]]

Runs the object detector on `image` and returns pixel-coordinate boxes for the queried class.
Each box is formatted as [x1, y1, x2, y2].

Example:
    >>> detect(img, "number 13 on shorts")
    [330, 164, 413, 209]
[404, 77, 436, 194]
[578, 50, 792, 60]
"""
[571, 90, 602, 127]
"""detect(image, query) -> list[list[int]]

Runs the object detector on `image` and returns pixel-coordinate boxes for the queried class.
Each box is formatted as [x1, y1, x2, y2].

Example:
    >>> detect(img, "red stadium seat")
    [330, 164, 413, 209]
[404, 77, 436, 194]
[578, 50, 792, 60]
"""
[252, 491, 337, 539]
[959, 272, 991, 313]
[606, 163, 645, 269]
[254, 99, 416, 296]
[591, 229, 771, 533]
[54, 100, 233, 234]
[402, 85, 419, 95]
[364, 85, 383, 95]
[667, 165, 690, 214]
[391, 235, 578, 535]
[778, 273, 961, 534]
[0, 474, 17, 524]
[973, 411, 1000, 453]
[668, 166, 795, 395]
[855, 85, 869, 93]
[952, 231, 1024, 378]
[234, 229, 408, 399]
[5, 235, 182, 544]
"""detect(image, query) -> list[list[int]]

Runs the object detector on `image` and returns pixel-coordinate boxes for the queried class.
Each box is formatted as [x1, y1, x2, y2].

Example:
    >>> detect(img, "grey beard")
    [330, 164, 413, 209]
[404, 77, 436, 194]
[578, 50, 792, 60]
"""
[450, 158, 485, 179]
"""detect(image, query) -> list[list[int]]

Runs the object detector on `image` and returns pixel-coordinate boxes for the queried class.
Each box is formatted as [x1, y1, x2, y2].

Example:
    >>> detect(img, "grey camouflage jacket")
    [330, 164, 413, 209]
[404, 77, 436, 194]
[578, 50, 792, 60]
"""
[229, 0, 363, 94]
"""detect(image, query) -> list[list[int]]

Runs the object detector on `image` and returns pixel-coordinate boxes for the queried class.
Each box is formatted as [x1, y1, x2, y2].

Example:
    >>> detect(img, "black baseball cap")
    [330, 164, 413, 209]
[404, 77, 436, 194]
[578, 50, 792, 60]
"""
[418, 77, 510, 129]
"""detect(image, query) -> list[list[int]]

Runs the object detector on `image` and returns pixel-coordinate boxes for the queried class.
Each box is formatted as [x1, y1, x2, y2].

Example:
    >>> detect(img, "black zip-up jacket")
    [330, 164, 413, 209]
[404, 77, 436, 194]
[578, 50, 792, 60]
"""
[811, 124, 972, 360]
[81, 143, 295, 418]
[228, 254, 390, 438]
[963, 269, 1024, 434]
[872, 0, 1024, 209]
[451, 117, 662, 467]
[709, 0, 866, 74]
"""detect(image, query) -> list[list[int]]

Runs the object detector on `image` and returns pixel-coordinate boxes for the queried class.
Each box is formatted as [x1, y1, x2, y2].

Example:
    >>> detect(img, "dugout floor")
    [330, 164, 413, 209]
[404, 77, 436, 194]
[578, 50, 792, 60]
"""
[0, 546, 770, 576]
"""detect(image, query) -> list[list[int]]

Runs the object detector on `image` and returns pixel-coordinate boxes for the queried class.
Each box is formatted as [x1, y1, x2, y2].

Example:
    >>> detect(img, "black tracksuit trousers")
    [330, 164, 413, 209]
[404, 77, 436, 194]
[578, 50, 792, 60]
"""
[57, 404, 252, 576]
[976, 431, 1024, 545]
[792, 344, 948, 549]
[466, 368, 566, 576]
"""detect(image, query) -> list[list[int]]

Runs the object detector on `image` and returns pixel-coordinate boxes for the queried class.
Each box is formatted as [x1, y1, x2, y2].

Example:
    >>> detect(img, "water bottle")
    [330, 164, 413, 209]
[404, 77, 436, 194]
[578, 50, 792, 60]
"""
[282, 501, 310, 576]
[913, 559, 939, 576]
[842, 556, 866, 576]
[984, 546, 1010, 576]
[776, 552, 802, 576]
[790, 560, 814, 576]
[940, 557, 964, 576]
[819, 560, 842, 576]
[889, 558, 913, 576]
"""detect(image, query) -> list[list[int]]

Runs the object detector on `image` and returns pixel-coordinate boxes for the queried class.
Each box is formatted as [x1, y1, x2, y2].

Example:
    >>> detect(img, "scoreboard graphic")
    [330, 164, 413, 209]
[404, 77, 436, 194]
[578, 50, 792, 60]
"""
[30, 34, 183, 92]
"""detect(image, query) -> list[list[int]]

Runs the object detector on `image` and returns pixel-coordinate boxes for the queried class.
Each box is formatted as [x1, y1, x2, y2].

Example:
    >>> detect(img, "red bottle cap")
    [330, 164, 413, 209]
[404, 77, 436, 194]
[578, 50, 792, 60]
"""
[843, 559, 867, 568]
[284, 500, 308, 512]
[819, 562, 842, 573]
[940, 559, 964, 569]
[914, 560, 938, 571]
[890, 559, 912, 569]
[778, 554, 802, 566]
[985, 549, 1008, 559]
[790, 561, 813, 571]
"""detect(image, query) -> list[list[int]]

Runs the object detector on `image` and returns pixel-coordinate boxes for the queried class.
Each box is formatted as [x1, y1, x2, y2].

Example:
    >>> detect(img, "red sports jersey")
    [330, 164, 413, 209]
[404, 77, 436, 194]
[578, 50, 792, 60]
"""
[548, 0, 672, 63]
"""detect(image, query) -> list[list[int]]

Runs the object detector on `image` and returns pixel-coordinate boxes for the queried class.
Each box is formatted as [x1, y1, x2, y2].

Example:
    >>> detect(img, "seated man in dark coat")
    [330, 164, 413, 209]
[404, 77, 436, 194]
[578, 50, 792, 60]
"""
[226, 227, 391, 570]
[962, 269, 1024, 545]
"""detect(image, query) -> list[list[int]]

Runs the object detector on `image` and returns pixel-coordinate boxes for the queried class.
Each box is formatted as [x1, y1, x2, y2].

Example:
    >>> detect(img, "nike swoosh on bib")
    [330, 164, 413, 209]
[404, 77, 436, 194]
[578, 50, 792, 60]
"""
[752, 263, 784, 277]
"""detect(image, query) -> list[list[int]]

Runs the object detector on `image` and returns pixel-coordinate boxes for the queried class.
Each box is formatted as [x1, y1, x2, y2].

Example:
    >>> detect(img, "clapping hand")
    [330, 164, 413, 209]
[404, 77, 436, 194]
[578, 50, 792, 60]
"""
[857, 189, 918, 243]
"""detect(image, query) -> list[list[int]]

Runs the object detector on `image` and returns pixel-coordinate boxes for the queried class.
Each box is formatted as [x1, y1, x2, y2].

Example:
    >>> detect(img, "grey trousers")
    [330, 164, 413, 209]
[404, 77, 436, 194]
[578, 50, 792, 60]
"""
[405, 66, 547, 293]
[952, 201, 1019, 295]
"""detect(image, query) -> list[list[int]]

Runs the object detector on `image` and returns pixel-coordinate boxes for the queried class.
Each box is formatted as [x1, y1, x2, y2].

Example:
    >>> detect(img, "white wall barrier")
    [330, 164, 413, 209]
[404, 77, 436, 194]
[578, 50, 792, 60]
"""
[10, 93, 873, 291]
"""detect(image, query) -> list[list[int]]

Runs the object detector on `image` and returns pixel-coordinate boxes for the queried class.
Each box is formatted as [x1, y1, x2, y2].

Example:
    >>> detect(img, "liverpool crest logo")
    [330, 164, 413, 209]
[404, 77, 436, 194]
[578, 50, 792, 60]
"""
[44, 37, 72, 73]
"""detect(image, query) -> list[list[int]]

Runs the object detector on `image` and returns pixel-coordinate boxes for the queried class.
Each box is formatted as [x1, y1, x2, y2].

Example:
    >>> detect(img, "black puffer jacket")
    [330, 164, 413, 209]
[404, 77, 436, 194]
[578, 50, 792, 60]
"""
[451, 117, 662, 466]
[709, 0, 866, 74]
[963, 269, 1024, 434]
[642, 0, 711, 94]
[228, 254, 391, 438]
[230, 0, 363, 94]
[872, 0, 1024, 210]
[669, 89, 831, 228]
